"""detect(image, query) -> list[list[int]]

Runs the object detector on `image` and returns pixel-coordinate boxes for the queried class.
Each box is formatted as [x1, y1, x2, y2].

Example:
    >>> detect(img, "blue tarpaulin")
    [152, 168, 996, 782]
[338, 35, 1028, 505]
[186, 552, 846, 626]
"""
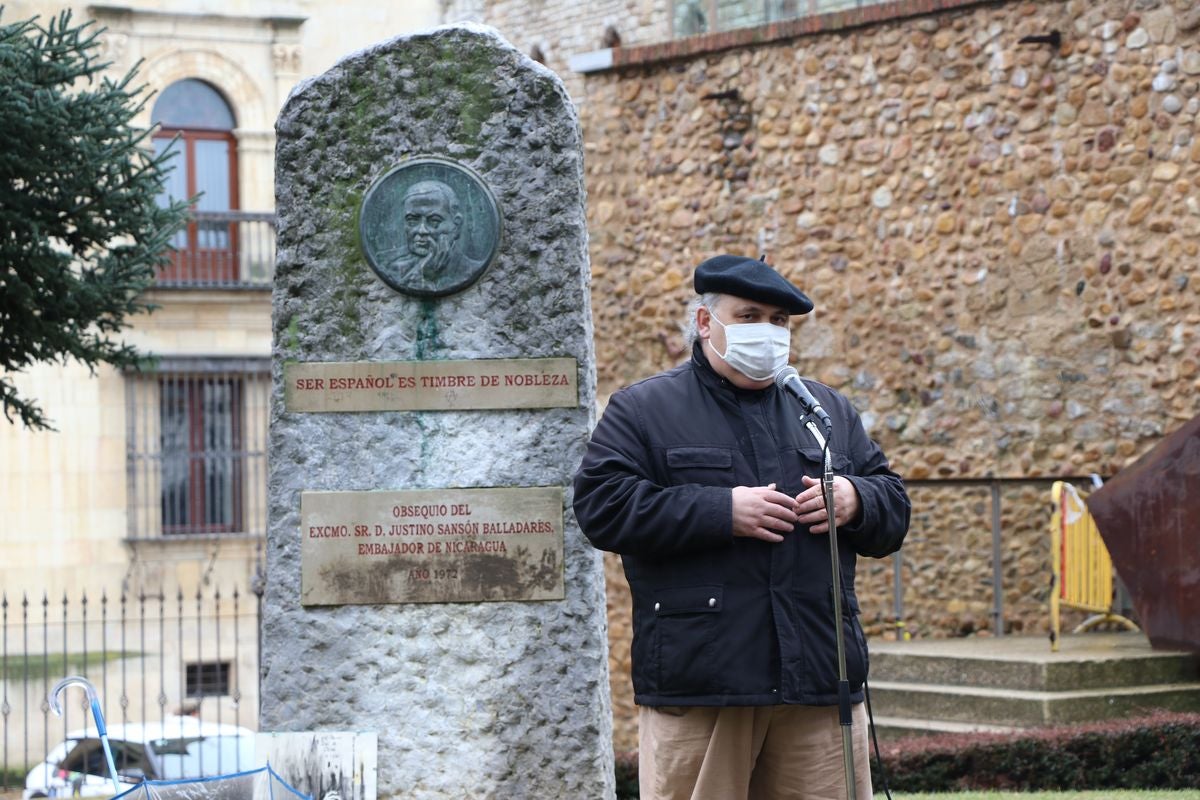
[112, 765, 312, 800]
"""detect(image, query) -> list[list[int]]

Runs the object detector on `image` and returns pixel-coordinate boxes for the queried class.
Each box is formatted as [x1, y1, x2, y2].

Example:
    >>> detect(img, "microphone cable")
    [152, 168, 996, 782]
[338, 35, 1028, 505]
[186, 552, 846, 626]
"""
[864, 678, 895, 800]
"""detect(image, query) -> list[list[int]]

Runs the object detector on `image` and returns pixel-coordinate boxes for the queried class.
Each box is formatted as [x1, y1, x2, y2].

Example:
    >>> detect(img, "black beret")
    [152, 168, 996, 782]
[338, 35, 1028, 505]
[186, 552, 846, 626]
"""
[693, 254, 814, 315]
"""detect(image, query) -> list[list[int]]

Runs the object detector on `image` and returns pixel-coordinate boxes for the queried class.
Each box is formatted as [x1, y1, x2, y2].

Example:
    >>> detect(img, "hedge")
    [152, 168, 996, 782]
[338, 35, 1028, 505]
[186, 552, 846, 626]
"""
[872, 712, 1200, 793]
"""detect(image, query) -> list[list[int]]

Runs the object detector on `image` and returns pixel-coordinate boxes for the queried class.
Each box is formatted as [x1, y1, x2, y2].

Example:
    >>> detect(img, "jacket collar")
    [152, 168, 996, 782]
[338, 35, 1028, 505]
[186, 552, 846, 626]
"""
[691, 341, 774, 396]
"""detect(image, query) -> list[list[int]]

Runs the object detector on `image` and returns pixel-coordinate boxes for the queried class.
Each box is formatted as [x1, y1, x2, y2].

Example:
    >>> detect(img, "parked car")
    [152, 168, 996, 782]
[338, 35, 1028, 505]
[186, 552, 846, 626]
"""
[23, 716, 255, 799]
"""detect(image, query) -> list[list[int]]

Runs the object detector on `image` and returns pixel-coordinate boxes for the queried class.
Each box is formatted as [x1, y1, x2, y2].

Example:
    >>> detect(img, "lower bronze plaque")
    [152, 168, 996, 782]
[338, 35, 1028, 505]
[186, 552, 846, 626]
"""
[300, 487, 564, 605]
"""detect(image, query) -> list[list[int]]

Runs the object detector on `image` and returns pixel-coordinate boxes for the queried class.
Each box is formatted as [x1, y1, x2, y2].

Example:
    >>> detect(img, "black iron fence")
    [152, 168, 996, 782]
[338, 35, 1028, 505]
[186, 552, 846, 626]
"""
[1, 584, 261, 792]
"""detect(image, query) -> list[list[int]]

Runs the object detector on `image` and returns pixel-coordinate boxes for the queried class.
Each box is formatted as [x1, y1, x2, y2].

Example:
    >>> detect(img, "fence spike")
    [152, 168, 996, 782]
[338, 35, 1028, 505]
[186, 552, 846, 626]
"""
[4, 581, 263, 778]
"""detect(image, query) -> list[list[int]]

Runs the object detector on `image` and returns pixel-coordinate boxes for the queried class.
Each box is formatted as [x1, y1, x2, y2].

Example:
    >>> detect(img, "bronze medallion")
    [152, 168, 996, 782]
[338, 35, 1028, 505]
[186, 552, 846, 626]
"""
[359, 157, 501, 297]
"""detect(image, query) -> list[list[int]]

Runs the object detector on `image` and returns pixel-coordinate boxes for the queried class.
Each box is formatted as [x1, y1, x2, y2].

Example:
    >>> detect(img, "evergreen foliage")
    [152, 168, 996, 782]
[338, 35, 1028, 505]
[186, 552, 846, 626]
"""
[0, 9, 189, 430]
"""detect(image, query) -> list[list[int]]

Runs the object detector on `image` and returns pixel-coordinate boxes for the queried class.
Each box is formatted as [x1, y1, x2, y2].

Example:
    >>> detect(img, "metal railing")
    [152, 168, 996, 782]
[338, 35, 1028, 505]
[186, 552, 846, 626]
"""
[673, 0, 884, 36]
[156, 211, 276, 289]
[876, 476, 1135, 640]
[0, 583, 262, 790]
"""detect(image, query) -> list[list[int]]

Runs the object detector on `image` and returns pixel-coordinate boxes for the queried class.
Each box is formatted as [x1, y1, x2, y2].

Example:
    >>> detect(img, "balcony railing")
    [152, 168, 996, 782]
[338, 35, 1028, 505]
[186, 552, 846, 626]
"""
[156, 211, 276, 289]
[674, 0, 880, 36]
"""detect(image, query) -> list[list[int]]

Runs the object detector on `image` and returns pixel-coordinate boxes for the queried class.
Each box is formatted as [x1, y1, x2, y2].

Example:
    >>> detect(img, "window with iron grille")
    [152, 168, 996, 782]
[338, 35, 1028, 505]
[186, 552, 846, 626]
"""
[160, 373, 242, 533]
[126, 359, 269, 539]
[186, 661, 232, 697]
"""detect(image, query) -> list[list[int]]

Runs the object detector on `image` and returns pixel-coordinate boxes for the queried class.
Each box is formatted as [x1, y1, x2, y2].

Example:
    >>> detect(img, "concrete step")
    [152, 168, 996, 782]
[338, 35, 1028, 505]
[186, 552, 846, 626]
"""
[869, 714, 1021, 740]
[869, 633, 1200, 691]
[867, 679, 1200, 728]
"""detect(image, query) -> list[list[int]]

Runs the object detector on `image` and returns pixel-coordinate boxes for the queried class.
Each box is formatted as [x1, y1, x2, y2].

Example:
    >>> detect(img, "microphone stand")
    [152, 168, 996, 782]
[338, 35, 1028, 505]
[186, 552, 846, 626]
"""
[802, 418, 856, 800]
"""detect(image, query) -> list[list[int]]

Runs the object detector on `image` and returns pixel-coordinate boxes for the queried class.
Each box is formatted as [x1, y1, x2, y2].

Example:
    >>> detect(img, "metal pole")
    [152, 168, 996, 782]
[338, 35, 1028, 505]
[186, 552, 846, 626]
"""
[892, 550, 907, 639]
[990, 481, 1004, 637]
[808, 420, 856, 800]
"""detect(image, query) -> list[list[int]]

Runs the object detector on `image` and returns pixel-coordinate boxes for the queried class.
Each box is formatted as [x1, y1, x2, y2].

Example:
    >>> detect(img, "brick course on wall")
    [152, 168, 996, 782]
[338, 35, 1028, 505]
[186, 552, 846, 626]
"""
[441, 0, 672, 98]
[610, 0, 995, 67]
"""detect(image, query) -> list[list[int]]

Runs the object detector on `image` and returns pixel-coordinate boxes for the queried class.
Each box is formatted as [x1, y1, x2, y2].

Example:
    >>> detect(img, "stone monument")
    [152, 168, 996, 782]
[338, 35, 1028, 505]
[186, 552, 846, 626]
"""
[263, 25, 613, 798]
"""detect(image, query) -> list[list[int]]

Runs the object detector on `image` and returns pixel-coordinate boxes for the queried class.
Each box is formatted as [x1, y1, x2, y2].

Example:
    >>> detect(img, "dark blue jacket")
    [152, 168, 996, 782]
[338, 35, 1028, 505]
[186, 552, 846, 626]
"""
[573, 346, 910, 707]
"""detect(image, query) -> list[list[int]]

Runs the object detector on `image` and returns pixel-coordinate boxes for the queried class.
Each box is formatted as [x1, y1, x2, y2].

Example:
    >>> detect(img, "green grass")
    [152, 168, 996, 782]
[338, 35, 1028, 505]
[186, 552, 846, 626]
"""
[0, 651, 135, 681]
[895, 792, 1200, 799]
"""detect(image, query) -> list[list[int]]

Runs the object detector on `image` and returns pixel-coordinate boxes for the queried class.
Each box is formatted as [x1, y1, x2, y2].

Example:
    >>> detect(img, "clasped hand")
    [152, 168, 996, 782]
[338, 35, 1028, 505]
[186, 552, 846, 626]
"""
[731, 476, 860, 543]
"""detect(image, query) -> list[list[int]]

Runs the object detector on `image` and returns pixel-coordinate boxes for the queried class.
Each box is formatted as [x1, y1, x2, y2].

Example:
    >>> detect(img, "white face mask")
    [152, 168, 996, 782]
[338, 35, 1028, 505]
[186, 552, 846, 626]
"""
[708, 309, 791, 381]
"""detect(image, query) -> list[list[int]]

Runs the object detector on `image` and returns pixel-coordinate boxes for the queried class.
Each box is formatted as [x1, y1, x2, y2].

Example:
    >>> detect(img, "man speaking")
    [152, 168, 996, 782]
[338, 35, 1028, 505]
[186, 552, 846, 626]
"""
[573, 254, 910, 799]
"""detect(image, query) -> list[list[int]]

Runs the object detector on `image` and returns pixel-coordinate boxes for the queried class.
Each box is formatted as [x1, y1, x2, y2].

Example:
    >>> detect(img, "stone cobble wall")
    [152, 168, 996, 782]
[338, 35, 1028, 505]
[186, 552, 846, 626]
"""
[581, 0, 1200, 471]
[439, 0, 1199, 753]
[578, 0, 1199, 752]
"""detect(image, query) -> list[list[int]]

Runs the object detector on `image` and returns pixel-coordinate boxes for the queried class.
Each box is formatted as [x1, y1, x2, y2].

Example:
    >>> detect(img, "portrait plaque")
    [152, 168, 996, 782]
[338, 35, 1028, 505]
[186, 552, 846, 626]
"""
[300, 487, 564, 605]
[359, 157, 501, 297]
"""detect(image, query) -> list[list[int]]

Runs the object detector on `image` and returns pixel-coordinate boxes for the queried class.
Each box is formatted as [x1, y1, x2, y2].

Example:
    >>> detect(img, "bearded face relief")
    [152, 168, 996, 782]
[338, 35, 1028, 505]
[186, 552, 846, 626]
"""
[401, 183, 461, 274]
[359, 159, 501, 298]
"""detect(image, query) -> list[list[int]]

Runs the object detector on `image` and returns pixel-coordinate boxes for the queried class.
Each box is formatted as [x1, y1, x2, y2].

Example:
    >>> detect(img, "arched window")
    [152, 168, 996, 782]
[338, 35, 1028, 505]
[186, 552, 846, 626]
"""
[152, 79, 239, 283]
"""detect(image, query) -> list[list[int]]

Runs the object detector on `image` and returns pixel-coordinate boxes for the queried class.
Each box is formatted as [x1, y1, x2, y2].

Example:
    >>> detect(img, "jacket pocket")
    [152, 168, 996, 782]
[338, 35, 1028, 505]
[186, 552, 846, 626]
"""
[846, 593, 869, 684]
[664, 446, 735, 486]
[796, 588, 868, 697]
[653, 585, 724, 694]
[794, 447, 852, 474]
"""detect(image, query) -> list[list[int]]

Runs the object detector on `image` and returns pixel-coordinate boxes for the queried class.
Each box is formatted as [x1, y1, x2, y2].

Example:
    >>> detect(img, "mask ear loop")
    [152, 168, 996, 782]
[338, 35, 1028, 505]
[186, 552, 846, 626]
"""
[705, 307, 730, 359]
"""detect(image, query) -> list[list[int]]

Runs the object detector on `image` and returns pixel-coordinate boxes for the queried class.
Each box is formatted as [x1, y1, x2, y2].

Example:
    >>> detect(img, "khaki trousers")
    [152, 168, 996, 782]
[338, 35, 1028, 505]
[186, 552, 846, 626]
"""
[638, 702, 874, 800]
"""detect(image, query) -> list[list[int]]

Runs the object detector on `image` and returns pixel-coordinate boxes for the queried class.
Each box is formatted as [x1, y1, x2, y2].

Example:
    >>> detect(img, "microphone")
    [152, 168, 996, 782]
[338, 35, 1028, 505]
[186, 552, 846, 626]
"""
[774, 367, 833, 434]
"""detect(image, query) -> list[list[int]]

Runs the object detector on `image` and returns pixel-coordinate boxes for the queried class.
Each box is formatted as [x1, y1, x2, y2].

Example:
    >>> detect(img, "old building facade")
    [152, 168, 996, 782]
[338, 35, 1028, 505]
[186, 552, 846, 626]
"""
[2, 0, 439, 597]
[0, 1, 438, 748]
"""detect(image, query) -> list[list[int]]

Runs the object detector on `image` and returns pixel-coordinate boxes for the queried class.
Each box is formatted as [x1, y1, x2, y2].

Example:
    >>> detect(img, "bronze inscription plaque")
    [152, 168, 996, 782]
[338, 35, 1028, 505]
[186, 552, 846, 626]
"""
[284, 358, 577, 412]
[301, 487, 564, 605]
[359, 157, 501, 298]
